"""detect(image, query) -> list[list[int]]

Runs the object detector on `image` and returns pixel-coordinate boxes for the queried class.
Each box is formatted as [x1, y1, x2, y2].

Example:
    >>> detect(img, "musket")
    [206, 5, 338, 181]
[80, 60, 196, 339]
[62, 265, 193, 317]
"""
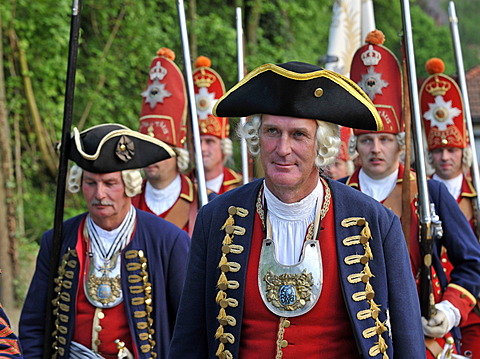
[43, 0, 82, 357]
[400, 0, 441, 320]
[448, 1, 480, 241]
[176, 0, 208, 206]
[236, 7, 249, 184]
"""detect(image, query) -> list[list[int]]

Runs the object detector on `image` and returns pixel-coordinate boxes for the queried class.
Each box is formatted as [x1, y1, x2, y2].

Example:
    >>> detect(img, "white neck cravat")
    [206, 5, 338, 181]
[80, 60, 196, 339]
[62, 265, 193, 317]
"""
[432, 173, 463, 200]
[264, 179, 323, 265]
[206, 172, 224, 193]
[359, 168, 399, 202]
[145, 174, 181, 215]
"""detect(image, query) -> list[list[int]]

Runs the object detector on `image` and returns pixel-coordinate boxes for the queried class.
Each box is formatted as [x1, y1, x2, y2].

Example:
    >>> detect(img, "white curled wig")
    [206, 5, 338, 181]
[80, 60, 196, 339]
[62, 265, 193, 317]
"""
[67, 164, 143, 197]
[174, 147, 190, 173]
[238, 114, 340, 170]
[221, 137, 233, 164]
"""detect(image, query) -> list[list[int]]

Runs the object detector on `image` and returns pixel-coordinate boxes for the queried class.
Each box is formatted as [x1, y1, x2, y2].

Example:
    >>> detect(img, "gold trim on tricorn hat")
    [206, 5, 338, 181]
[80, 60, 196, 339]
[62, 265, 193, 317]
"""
[69, 123, 176, 173]
[213, 61, 382, 131]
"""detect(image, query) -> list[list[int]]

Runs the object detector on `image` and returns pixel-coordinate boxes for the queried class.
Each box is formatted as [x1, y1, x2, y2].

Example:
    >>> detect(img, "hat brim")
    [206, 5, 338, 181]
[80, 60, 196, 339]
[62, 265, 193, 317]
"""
[69, 124, 176, 173]
[213, 62, 383, 131]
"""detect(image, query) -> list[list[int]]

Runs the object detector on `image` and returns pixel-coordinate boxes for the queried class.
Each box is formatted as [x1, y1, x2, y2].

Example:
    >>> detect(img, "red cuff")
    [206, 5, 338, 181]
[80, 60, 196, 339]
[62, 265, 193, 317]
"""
[442, 283, 477, 323]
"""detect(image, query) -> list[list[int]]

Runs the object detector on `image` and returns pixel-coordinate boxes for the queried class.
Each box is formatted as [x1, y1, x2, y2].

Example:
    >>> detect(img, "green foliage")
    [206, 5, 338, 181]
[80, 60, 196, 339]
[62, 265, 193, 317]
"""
[443, 0, 480, 71]
[1, 0, 479, 262]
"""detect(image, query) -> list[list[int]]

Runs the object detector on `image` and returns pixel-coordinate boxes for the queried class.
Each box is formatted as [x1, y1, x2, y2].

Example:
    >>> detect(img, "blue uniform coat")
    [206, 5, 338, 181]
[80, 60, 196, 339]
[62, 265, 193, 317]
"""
[19, 208, 190, 358]
[169, 178, 426, 358]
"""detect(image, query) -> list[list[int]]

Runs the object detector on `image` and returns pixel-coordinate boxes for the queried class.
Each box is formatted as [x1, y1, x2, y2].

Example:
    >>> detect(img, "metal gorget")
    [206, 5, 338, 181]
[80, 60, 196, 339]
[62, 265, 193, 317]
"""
[83, 223, 125, 309]
[84, 251, 123, 308]
[258, 179, 328, 317]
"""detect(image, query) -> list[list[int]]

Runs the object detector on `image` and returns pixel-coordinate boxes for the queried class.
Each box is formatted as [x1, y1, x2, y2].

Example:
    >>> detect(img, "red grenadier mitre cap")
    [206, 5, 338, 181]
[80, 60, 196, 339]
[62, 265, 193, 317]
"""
[139, 47, 188, 148]
[193, 56, 229, 139]
[349, 30, 403, 136]
[420, 57, 466, 151]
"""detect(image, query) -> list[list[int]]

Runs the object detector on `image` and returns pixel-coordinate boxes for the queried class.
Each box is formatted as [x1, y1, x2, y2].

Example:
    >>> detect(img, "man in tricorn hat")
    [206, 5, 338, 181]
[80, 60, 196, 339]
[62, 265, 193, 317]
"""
[192, 56, 242, 194]
[342, 31, 480, 358]
[420, 57, 480, 359]
[19, 124, 190, 358]
[0, 302, 22, 357]
[132, 48, 201, 235]
[169, 60, 426, 358]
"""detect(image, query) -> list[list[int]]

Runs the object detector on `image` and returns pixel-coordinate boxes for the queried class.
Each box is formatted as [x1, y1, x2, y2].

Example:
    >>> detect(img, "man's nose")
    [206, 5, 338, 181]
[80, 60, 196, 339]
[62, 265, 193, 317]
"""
[95, 184, 106, 199]
[276, 135, 292, 156]
[371, 138, 381, 153]
[201, 140, 208, 152]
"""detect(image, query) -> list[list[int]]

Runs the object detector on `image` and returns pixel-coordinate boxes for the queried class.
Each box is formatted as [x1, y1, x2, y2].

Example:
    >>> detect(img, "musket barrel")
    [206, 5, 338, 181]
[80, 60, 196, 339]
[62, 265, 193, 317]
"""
[43, 0, 82, 357]
[236, 7, 249, 184]
[448, 1, 480, 239]
[400, 0, 431, 224]
[176, 0, 209, 206]
[400, 0, 438, 319]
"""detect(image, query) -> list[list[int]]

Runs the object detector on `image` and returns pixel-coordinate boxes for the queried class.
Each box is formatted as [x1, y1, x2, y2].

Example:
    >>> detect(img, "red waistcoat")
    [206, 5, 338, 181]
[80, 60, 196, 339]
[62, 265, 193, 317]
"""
[73, 219, 133, 359]
[239, 195, 360, 358]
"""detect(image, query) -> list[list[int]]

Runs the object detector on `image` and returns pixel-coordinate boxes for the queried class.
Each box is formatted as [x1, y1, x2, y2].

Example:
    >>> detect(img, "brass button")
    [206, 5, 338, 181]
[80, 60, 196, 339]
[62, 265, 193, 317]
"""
[314, 88, 323, 98]
[97, 312, 105, 320]
[218, 283, 228, 290]
[228, 206, 237, 215]
[95, 325, 102, 332]
[222, 245, 231, 254]
[220, 299, 229, 308]
[95, 339, 101, 346]
[283, 319, 291, 328]
[225, 225, 234, 234]
[281, 339, 288, 348]
[357, 218, 366, 226]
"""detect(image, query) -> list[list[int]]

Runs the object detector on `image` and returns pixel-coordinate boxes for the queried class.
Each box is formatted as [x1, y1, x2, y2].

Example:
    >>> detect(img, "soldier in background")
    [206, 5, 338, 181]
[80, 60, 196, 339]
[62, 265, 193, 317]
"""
[342, 30, 480, 358]
[20, 124, 190, 358]
[132, 48, 199, 234]
[192, 56, 242, 194]
[420, 57, 480, 359]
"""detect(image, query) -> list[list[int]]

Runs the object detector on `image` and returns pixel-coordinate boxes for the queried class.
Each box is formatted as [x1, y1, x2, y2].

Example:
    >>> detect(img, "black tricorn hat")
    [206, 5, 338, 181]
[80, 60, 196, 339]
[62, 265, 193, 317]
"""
[69, 123, 176, 173]
[213, 61, 383, 131]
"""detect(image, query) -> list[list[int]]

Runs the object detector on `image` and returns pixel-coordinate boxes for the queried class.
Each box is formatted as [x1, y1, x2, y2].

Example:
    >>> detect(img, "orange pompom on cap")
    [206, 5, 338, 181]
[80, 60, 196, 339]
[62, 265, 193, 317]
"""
[157, 47, 175, 61]
[425, 58, 445, 75]
[195, 56, 212, 68]
[365, 30, 385, 45]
